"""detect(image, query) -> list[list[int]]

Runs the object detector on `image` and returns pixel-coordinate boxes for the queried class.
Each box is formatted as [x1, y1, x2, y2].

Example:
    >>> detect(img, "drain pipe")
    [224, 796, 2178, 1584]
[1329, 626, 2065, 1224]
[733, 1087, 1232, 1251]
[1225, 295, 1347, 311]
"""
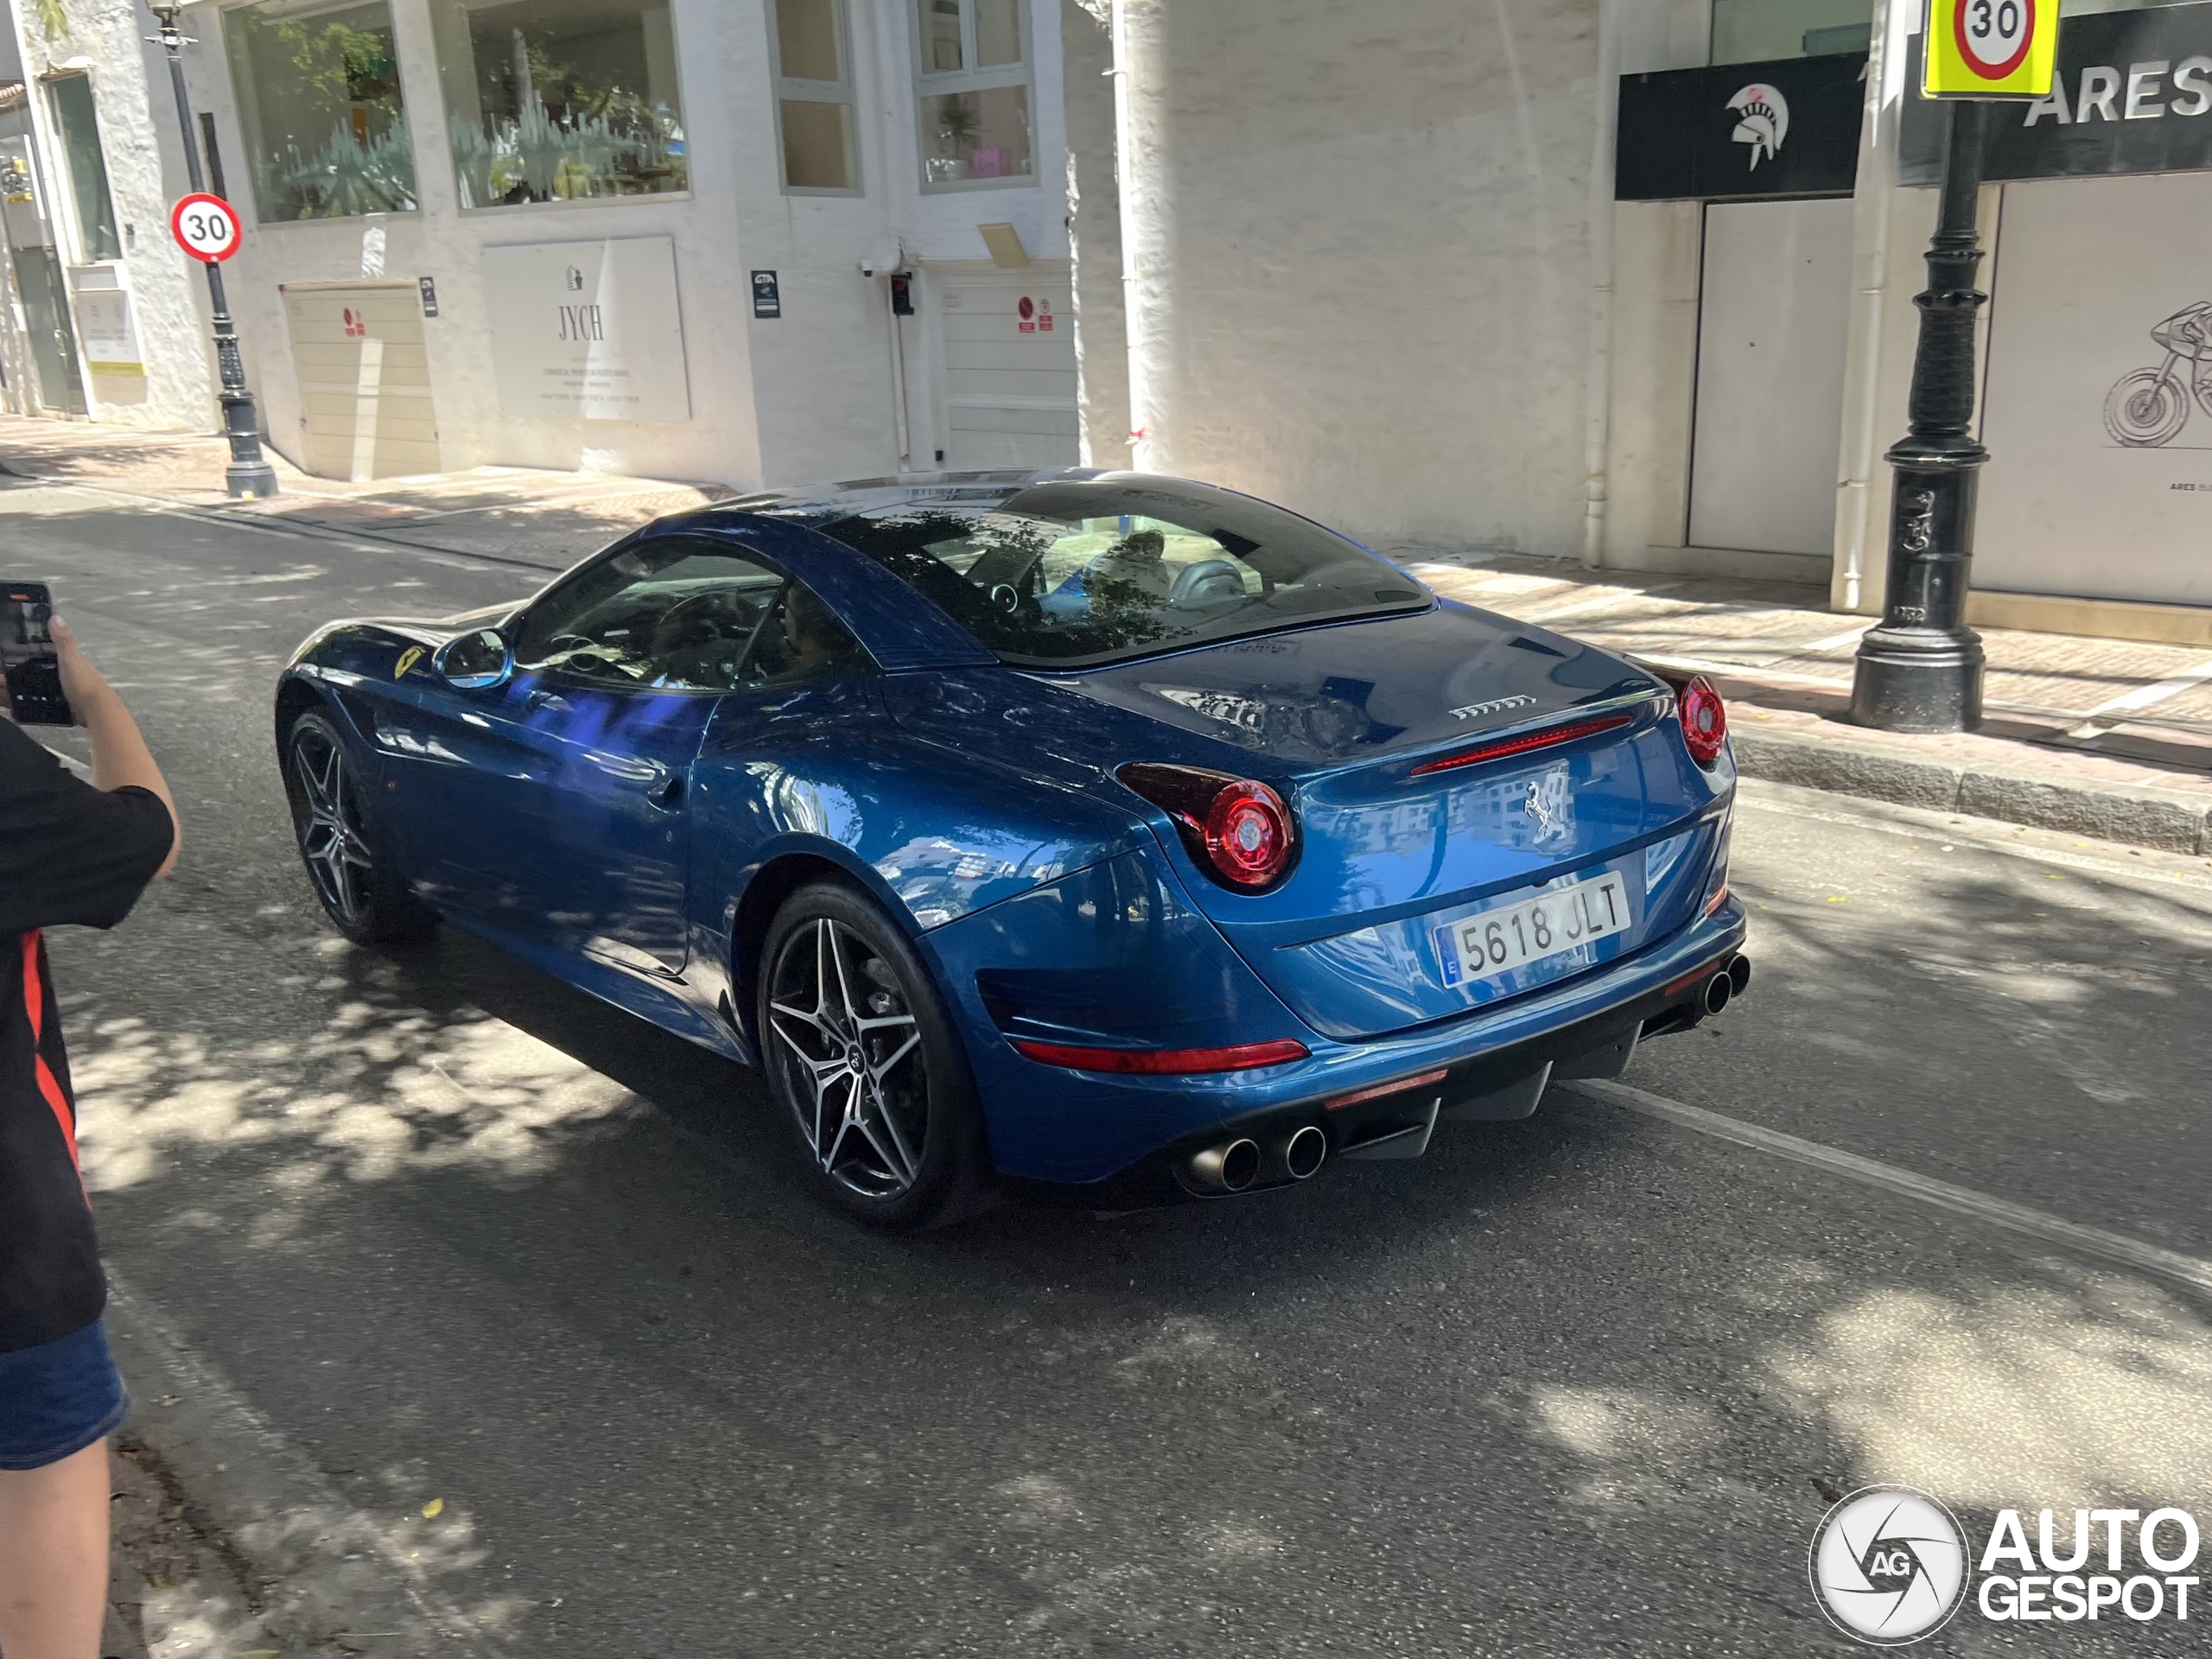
[887, 271, 912, 470]
[1110, 0, 1151, 468]
[1581, 0, 1620, 569]
[1835, 0, 1907, 613]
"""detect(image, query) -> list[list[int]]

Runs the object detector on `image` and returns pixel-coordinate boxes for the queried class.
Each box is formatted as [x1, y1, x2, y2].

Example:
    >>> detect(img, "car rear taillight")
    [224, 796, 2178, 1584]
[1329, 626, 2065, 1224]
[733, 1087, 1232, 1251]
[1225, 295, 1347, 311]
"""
[1116, 763, 1299, 892]
[1010, 1037, 1310, 1073]
[1677, 675, 1726, 769]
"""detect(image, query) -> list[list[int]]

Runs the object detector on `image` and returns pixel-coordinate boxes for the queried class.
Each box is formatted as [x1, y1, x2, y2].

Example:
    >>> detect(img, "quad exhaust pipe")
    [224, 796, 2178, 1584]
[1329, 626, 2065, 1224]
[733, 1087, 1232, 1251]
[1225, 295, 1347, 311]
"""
[1184, 1125, 1328, 1195]
[1701, 952, 1753, 1017]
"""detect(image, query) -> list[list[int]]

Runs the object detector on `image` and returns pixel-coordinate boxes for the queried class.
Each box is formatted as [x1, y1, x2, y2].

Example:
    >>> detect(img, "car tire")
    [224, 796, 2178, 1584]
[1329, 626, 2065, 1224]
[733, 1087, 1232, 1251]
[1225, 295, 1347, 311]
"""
[282, 709, 438, 948]
[757, 880, 992, 1231]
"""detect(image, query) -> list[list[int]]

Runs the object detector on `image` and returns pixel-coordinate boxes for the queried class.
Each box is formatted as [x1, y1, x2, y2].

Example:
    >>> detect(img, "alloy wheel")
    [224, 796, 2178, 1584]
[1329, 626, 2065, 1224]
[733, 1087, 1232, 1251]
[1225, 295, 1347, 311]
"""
[766, 917, 929, 1198]
[292, 726, 373, 930]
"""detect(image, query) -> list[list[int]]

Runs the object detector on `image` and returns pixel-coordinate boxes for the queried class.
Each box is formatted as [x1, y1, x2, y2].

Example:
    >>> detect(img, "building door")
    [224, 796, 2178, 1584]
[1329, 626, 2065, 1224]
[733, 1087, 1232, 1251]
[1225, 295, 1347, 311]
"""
[1688, 196, 1854, 556]
[279, 282, 439, 480]
[0, 133, 87, 416]
[936, 270, 1078, 470]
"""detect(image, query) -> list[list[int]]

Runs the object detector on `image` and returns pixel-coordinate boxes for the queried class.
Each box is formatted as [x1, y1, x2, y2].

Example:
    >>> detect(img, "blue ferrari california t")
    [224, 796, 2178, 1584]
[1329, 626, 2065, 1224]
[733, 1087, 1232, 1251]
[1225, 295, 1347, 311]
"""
[276, 471, 1748, 1228]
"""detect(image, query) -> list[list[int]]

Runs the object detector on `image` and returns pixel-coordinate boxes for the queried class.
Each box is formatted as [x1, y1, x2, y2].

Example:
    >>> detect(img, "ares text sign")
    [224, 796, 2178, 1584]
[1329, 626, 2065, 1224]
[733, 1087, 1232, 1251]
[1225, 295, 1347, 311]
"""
[1903, 3, 2212, 182]
[480, 237, 691, 423]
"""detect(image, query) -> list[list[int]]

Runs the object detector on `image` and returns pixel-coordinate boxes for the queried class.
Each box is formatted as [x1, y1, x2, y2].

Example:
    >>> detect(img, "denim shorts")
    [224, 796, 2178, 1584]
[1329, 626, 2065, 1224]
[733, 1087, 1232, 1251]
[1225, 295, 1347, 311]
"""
[0, 1318, 128, 1471]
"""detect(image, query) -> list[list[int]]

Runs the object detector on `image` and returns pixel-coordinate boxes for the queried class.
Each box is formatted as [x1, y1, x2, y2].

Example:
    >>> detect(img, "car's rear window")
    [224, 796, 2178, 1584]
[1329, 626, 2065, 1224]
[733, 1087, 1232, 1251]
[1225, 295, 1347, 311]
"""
[810, 478, 1430, 667]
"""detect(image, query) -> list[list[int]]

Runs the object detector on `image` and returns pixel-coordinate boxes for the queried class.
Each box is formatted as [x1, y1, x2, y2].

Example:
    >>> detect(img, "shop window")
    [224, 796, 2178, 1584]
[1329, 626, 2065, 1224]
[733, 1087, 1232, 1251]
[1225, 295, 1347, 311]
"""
[911, 0, 1033, 190]
[772, 0, 859, 193]
[221, 0, 417, 223]
[43, 74, 121, 261]
[429, 0, 687, 209]
[1710, 0, 1873, 64]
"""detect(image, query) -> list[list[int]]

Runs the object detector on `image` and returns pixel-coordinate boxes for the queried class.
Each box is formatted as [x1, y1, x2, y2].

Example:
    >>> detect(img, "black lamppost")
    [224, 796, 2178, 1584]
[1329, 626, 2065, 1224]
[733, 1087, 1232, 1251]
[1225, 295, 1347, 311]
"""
[1850, 99, 1986, 732]
[146, 3, 277, 499]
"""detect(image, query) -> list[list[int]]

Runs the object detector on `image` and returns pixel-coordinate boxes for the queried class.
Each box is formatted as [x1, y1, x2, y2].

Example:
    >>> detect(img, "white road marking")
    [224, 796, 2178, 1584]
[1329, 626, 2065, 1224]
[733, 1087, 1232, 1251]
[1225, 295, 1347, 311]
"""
[1569, 1077, 2212, 1296]
[2066, 657, 2212, 739]
[1800, 622, 1868, 652]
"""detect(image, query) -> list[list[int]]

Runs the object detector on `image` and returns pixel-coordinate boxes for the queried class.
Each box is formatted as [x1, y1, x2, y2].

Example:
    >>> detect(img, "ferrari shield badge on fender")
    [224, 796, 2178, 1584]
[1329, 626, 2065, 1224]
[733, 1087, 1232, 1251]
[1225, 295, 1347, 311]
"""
[394, 645, 425, 679]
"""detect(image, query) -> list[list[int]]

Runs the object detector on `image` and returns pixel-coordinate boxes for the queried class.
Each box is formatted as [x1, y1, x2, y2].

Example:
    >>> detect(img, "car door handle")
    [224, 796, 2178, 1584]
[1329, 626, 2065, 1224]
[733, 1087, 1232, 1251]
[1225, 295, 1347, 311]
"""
[645, 775, 684, 810]
[525, 689, 570, 713]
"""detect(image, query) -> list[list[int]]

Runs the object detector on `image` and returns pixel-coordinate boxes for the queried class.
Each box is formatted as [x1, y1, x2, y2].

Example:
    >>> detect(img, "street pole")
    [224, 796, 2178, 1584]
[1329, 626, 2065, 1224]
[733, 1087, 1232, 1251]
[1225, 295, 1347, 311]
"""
[146, 3, 278, 499]
[1849, 98, 1985, 732]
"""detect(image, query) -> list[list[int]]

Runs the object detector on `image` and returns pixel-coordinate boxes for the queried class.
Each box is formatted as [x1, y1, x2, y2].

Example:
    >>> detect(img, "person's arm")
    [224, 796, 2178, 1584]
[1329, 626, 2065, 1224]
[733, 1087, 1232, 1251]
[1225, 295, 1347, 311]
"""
[51, 616, 179, 878]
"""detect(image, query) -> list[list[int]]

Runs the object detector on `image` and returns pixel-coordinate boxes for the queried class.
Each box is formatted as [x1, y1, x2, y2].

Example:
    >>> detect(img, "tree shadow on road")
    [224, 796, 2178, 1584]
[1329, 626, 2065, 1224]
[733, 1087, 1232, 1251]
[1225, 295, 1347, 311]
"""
[46, 840, 2212, 1656]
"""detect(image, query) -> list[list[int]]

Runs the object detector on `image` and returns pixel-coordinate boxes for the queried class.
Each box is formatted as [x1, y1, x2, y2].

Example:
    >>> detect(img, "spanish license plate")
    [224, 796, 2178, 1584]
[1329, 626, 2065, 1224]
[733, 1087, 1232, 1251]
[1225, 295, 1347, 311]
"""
[1434, 871, 1631, 988]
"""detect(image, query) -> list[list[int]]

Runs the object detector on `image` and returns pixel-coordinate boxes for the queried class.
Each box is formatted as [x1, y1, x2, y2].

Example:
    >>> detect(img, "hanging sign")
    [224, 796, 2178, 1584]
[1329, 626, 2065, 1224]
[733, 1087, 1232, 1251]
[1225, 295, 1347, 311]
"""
[168, 192, 241, 263]
[1923, 0, 2059, 99]
[1899, 5, 2212, 185]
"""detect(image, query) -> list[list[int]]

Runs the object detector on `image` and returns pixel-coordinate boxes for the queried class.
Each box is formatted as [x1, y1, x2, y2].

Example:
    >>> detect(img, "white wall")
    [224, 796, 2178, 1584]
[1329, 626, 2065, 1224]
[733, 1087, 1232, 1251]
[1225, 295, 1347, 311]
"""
[169, 0, 1071, 489]
[8, 0, 218, 431]
[1116, 0, 1606, 559]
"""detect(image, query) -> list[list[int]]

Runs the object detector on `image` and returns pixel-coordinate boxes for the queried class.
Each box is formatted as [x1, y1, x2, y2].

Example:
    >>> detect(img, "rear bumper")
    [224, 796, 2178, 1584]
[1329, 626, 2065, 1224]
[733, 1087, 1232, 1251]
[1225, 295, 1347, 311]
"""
[950, 893, 1749, 1186]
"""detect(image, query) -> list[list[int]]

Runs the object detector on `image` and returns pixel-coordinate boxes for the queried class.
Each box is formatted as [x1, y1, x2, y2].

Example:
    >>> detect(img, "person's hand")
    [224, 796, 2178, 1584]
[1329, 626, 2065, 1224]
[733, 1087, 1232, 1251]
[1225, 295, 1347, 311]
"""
[48, 616, 118, 727]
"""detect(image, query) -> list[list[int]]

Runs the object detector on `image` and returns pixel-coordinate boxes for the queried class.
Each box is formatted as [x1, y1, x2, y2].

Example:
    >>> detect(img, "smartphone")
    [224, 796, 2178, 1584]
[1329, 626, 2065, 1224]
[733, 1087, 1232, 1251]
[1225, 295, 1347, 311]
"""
[2, 582, 73, 726]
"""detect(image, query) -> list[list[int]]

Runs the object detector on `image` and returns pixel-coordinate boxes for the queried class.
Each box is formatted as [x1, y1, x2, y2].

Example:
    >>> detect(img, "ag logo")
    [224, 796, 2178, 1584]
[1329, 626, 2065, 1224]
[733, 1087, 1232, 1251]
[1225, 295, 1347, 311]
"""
[394, 645, 425, 679]
[1727, 82, 1789, 169]
[1809, 1485, 1969, 1645]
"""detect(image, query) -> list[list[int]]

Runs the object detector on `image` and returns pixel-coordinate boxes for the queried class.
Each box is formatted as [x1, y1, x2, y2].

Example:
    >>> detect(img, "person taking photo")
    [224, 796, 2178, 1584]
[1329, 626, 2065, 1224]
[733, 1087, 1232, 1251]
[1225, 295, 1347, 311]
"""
[0, 616, 177, 1659]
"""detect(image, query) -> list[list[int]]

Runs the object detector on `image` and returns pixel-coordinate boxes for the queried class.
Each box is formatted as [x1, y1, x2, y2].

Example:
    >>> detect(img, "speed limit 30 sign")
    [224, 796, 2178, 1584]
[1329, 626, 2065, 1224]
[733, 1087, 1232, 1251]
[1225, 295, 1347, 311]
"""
[169, 192, 242, 263]
[1923, 0, 2058, 99]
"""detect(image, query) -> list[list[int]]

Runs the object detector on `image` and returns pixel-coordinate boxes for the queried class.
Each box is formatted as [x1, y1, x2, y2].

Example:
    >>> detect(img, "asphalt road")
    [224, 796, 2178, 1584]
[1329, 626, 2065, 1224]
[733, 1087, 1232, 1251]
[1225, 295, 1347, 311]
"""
[12, 476, 2211, 1656]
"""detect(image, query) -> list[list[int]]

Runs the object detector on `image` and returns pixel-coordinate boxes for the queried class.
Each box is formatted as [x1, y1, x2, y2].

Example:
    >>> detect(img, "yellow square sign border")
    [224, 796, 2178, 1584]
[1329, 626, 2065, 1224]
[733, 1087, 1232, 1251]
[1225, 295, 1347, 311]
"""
[1922, 0, 2060, 100]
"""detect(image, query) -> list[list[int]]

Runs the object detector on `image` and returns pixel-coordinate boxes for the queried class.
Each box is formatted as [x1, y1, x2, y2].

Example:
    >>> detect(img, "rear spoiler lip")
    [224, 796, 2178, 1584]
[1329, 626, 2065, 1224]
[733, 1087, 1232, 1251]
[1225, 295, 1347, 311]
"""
[1392, 687, 1669, 777]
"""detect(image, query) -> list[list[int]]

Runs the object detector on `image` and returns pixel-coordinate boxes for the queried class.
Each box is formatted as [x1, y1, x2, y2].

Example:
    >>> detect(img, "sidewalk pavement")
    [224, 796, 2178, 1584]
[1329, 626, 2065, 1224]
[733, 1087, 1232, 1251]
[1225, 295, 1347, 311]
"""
[5, 416, 2206, 855]
[0, 416, 733, 570]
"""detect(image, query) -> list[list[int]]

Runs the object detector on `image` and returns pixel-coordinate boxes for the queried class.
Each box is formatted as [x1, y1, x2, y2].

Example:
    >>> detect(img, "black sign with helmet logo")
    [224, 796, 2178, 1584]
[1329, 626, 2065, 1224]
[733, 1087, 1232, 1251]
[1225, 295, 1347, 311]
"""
[1902, 2, 2212, 183]
[1615, 51, 1867, 201]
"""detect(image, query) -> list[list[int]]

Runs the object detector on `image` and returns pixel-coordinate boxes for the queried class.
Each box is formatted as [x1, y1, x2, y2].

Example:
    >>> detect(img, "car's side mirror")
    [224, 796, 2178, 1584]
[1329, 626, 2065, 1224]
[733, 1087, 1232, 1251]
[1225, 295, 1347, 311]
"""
[434, 627, 512, 690]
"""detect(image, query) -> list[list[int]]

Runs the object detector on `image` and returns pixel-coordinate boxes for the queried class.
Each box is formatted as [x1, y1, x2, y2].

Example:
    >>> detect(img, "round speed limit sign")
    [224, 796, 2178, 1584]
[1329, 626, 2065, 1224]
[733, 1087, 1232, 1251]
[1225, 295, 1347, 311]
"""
[1953, 0, 2035, 80]
[169, 193, 241, 263]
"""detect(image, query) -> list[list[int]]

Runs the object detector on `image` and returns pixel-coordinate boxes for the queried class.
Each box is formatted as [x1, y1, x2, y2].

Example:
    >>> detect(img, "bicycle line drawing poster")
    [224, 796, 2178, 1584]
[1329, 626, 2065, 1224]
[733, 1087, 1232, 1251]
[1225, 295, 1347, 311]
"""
[1973, 169, 2212, 609]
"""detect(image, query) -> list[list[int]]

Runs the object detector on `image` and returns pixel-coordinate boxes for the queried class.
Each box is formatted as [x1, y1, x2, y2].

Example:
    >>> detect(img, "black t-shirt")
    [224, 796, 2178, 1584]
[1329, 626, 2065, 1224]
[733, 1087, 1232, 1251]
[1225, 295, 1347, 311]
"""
[0, 717, 173, 1353]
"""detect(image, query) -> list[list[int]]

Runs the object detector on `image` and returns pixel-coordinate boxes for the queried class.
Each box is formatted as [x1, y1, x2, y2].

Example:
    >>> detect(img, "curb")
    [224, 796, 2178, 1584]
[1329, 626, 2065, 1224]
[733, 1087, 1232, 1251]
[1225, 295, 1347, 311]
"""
[102, 1274, 497, 1656]
[1730, 728, 2212, 855]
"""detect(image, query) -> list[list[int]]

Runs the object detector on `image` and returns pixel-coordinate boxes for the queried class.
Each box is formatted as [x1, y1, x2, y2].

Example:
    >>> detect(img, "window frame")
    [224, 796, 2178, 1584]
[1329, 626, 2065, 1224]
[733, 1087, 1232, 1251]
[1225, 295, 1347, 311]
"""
[215, 0, 421, 227]
[768, 0, 863, 196]
[40, 72, 122, 264]
[422, 0, 696, 215]
[907, 0, 1036, 194]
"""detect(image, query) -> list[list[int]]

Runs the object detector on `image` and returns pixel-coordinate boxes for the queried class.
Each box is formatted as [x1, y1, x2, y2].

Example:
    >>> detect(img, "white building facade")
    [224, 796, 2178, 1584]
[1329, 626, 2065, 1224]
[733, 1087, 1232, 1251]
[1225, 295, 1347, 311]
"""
[1081, 0, 2212, 646]
[3, 0, 1084, 491]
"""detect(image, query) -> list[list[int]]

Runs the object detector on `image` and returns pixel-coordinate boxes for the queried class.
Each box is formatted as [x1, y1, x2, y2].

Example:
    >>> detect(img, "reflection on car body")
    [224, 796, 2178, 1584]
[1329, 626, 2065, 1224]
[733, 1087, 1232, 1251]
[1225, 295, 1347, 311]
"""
[274, 468, 1748, 1231]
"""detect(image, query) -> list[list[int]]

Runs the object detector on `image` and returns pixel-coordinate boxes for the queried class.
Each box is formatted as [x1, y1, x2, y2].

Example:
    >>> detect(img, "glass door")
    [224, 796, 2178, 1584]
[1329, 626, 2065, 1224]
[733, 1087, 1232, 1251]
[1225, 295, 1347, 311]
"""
[0, 131, 87, 416]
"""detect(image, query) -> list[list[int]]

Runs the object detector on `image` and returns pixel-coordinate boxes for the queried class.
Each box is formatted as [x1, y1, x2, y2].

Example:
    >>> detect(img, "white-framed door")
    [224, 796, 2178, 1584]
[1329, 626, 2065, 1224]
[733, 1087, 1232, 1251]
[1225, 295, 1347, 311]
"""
[280, 281, 439, 481]
[931, 266, 1078, 470]
[1688, 196, 1854, 556]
